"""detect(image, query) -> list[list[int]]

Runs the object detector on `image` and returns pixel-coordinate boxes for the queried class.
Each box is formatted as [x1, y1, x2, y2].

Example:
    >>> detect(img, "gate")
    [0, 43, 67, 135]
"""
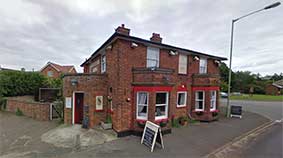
[50, 101, 63, 120]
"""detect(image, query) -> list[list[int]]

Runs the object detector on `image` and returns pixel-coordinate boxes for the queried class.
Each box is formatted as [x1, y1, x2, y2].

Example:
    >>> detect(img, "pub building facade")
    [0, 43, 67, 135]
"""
[63, 24, 227, 137]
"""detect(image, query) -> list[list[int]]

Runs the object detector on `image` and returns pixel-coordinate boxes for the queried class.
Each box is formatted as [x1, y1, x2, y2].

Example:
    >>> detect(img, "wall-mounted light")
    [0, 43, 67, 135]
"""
[214, 60, 220, 66]
[106, 45, 112, 50]
[126, 98, 131, 102]
[131, 42, 138, 48]
[169, 50, 178, 56]
[71, 78, 78, 86]
[194, 56, 200, 61]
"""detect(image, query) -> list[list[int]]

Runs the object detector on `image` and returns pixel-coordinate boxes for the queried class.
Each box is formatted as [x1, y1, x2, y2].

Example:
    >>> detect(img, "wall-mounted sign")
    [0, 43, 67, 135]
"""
[65, 97, 72, 108]
[230, 105, 242, 118]
[96, 96, 103, 110]
[141, 121, 164, 152]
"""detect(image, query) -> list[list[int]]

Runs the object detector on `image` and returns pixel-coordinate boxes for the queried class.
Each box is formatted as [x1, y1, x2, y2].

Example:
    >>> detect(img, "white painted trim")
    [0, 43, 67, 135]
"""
[195, 91, 205, 111]
[155, 91, 169, 120]
[136, 91, 149, 120]
[177, 91, 187, 107]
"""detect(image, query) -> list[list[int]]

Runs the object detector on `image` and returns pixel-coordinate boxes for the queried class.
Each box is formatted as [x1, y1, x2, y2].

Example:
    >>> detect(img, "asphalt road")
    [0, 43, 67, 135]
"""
[220, 99, 283, 120]
[220, 98, 283, 158]
[239, 122, 283, 158]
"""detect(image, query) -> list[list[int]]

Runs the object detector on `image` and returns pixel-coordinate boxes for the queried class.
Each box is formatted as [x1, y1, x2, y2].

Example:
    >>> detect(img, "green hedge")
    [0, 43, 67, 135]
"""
[0, 71, 49, 96]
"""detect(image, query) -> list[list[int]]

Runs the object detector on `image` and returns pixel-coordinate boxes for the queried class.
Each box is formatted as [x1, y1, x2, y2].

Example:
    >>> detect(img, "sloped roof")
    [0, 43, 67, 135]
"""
[272, 79, 283, 89]
[81, 32, 227, 66]
[40, 62, 76, 73]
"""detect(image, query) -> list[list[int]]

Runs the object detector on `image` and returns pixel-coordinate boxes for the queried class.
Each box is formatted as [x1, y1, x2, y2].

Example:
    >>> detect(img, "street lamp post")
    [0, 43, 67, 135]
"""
[226, 2, 281, 117]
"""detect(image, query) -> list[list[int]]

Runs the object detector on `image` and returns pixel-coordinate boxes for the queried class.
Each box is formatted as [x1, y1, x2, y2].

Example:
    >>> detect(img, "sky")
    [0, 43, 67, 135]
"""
[0, 0, 282, 75]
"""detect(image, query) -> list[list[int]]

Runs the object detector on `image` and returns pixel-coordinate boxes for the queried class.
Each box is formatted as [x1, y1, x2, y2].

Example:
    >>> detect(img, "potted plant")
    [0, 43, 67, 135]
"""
[101, 111, 112, 130]
[137, 120, 146, 128]
[159, 119, 168, 127]
[178, 116, 189, 126]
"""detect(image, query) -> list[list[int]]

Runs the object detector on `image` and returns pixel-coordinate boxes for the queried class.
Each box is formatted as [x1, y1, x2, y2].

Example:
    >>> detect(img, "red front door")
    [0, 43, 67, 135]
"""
[74, 93, 84, 124]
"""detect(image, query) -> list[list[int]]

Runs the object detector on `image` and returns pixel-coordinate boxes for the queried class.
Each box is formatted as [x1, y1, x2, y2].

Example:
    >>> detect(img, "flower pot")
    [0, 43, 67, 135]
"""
[101, 122, 112, 130]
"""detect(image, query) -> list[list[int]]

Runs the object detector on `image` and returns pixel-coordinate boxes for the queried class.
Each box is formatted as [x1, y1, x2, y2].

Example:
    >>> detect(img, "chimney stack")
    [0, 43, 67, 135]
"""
[115, 24, 130, 36]
[150, 33, 162, 43]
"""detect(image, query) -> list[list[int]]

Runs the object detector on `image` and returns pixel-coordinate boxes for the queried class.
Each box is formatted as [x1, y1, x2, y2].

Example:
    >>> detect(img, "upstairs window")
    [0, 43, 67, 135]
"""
[195, 91, 205, 111]
[101, 55, 106, 73]
[146, 47, 159, 68]
[90, 59, 100, 73]
[210, 91, 216, 111]
[199, 58, 207, 74]
[178, 54, 187, 74]
[47, 71, 53, 77]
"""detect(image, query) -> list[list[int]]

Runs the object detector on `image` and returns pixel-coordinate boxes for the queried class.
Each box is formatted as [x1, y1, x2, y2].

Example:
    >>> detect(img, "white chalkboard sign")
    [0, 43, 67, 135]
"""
[141, 121, 164, 152]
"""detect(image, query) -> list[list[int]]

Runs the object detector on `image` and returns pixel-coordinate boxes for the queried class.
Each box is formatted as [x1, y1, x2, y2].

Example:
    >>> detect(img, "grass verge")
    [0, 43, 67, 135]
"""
[230, 94, 283, 102]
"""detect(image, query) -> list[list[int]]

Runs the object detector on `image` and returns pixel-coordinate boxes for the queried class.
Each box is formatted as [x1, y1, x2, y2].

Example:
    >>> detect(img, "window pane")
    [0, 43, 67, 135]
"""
[138, 105, 147, 117]
[178, 54, 187, 74]
[156, 93, 166, 104]
[147, 47, 159, 67]
[178, 93, 185, 105]
[198, 101, 203, 109]
[138, 92, 148, 104]
[197, 91, 203, 100]
[155, 105, 165, 116]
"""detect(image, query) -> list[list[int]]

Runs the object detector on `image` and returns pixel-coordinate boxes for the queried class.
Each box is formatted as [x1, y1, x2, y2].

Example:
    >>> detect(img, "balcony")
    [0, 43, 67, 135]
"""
[132, 67, 175, 86]
[192, 73, 220, 86]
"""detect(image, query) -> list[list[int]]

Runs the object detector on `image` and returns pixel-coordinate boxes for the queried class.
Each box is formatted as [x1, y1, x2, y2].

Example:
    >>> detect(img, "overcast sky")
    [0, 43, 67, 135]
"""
[0, 0, 282, 75]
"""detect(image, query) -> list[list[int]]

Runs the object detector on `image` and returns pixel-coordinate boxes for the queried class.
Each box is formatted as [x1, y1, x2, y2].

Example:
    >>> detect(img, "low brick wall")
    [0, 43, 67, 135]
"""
[6, 98, 50, 121]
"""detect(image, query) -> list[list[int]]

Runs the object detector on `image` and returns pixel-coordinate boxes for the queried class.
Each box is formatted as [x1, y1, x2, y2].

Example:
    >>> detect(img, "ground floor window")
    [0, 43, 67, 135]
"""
[155, 92, 168, 120]
[136, 92, 148, 120]
[210, 91, 216, 111]
[177, 91, 187, 107]
[195, 91, 205, 111]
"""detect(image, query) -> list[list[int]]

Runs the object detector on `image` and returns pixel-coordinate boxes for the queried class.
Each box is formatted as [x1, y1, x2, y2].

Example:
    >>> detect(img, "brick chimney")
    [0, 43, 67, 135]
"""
[115, 24, 130, 36]
[150, 33, 162, 43]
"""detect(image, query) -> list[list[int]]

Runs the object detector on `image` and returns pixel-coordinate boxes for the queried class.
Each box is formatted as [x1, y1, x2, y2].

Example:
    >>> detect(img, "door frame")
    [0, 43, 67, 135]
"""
[72, 91, 84, 124]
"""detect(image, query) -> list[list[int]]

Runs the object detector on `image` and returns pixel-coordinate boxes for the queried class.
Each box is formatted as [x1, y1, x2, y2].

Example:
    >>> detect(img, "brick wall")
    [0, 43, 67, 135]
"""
[41, 65, 61, 79]
[6, 99, 50, 121]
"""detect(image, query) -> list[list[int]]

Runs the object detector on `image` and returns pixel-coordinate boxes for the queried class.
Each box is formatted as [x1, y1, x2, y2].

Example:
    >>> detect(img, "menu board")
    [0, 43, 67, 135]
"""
[141, 121, 164, 152]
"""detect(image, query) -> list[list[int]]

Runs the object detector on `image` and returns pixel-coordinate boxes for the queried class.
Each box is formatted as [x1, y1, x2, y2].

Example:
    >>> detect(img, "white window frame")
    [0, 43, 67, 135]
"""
[146, 47, 160, 68]
[47, 71, 53, 77]
[155, 92, 169, 120]
[136, 92, 149, 120]
[199, 58, 207, 74]
[177, 91, 187, 107]
[101, 55, 106, 73]
[178, 54, 187, 74]
[210, 91, 217, 111]
[195, 91, 205, 111]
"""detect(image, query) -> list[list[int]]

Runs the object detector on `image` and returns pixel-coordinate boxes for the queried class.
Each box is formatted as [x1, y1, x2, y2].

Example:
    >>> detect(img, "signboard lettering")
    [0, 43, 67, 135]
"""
[141, 121, 164, 152]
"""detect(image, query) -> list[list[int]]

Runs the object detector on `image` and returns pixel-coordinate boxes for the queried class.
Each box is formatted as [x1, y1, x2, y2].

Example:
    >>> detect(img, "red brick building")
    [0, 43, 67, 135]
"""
[265, 80, 283, 95]
[63, 24, 226, 136]
[40, 62, 76, 78]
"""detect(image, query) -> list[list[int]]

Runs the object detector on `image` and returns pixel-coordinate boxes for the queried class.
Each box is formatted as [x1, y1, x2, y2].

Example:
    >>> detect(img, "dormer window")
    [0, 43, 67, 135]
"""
[199, 58, 207, 74]
[146, 47, 159, 68]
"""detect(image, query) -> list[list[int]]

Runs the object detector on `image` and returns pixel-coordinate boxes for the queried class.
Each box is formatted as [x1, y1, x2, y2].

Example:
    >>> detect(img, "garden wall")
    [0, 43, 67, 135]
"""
[6, 97, 50, 121]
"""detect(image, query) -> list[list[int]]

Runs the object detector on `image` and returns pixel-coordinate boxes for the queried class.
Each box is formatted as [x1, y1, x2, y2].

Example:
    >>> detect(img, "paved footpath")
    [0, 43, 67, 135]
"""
[60, 112, 269, 158]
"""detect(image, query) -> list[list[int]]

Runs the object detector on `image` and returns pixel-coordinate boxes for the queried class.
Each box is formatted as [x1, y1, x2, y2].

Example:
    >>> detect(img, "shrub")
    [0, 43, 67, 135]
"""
[0, 71, 48, 96]
[178, 116, 189, 126]
[0, 95, 7, 110]
[15, 108, 23, 116]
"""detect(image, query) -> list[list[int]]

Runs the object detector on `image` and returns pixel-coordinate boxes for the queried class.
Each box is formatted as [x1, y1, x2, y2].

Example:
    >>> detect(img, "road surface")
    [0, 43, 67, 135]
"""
[220, 99, 283, 120]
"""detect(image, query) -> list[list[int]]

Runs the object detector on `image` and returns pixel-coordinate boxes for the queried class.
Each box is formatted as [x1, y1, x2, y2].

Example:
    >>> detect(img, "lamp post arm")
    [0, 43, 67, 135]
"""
[234, 8, 265, 22]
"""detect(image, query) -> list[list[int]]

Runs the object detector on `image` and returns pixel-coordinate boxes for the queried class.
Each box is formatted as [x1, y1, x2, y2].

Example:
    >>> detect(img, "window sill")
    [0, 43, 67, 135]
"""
[177, 105, 186, 109]
[155, 116, 168, 121]
[192, 109, 204, 112]
[210, 109, 219, 112]
[95, 109, 104, 112]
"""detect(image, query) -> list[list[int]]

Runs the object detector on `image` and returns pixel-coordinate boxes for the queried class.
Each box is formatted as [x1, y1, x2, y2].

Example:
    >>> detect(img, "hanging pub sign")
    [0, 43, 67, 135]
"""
[230, 105, 242, 118]
[141, 121, 164, 152]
